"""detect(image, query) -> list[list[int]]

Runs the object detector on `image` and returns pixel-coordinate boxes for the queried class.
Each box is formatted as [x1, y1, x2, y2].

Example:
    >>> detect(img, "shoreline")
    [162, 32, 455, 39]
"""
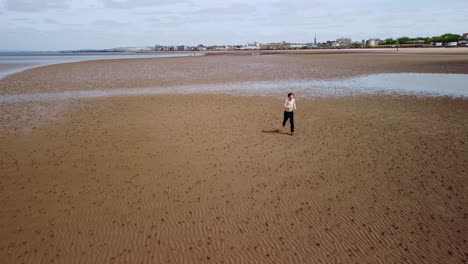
[0, 52, 203, 80]
[1, 51, 468, 96]
[1, 73, 468, 103]
[1, 47, 467, 79]
[202, 47, 468, 56]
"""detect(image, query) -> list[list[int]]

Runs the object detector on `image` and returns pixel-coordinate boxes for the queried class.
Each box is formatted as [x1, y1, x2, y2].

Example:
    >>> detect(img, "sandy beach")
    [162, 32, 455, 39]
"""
[1, 50, 467, 263]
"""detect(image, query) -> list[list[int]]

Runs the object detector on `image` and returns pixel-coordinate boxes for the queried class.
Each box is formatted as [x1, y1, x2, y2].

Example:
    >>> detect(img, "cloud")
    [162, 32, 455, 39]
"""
[13, 17, 35, 22]
[142, 3, 257, 27]
[91, 19, 126, 27]
[190, 3, 256, 16]
[44, 18, 60, 24]
[147, 3, 258, 26]
[1, 0, 467, 50]
[1, 0, 186, 12]
[100, 0, 191, 9]
[132, 10, 176, 16]
[3, 0, 71, 12]
[272, 0, 323, 10]
[63, 23, 85, 27]
[145, 17, 162, 23]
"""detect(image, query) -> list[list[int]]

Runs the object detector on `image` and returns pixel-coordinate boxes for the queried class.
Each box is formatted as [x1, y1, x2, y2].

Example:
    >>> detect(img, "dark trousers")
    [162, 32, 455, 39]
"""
[282, 111, 294, 132]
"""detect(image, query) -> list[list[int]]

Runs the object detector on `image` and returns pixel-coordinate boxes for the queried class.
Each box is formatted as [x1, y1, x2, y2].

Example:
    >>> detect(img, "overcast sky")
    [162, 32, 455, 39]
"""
[1, 0, 467, 51]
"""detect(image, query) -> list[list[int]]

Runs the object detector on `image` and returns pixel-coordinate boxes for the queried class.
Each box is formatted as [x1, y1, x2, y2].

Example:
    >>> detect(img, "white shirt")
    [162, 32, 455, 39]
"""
[284, 98, 296, 112]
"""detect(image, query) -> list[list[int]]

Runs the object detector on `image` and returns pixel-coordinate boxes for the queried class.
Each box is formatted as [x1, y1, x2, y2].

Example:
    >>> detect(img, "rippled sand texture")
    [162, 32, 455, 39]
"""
[1, 94, 467, 263]
[1, 51, 468, 95]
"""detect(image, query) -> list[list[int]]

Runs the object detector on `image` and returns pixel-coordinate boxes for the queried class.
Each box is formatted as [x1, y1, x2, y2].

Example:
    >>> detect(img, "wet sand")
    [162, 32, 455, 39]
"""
[1, 50, 468, 95]
[0, 51, 467, 263]
[0, 63, 37, 79]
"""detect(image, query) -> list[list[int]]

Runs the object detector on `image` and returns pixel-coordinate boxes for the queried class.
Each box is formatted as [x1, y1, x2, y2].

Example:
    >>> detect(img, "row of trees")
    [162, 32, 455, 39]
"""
[380, 33, 461, 45]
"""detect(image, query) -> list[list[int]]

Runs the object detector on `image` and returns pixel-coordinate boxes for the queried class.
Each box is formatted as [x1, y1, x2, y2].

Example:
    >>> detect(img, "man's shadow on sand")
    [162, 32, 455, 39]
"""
[261, 129, 291, 136]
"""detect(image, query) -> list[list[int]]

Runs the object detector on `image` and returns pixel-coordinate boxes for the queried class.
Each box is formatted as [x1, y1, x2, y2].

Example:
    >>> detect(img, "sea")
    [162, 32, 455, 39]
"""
[0, 51, 202, 78]
[0, 51, 467, 100]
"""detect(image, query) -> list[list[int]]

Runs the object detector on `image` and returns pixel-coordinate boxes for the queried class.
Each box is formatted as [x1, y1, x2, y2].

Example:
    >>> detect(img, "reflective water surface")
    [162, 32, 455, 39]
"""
[0, 73, 467, 103]
[0, 52, 203, 78]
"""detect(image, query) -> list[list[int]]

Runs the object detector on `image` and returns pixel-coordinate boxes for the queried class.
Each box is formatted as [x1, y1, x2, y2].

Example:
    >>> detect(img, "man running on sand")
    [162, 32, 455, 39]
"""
[282, 93, 296, 135]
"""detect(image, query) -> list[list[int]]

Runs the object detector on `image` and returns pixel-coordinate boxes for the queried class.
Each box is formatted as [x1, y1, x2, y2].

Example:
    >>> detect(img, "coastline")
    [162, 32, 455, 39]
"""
[1, 50, 468, 96]
[0, 52, 203, 80]
[201, 47, 468, 56]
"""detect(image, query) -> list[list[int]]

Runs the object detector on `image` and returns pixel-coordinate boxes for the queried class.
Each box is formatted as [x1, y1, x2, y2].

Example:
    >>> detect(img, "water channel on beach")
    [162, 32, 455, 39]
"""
[0, 73, 467, 103]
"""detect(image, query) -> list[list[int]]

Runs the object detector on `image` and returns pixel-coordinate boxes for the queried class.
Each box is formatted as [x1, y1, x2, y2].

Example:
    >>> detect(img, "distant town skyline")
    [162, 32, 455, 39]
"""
[1, 0, 467, 51]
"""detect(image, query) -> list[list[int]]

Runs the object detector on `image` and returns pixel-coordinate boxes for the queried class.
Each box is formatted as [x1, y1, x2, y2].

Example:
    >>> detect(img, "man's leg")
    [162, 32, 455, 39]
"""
[290, 112, 295, 133]
[282, 111, 289, 128]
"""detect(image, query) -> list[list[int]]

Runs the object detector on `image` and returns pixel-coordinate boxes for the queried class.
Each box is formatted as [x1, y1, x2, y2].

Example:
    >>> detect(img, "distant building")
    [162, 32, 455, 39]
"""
[335, 38, 352, 46]
[459, 33, 468, 46]
[196, 44, 207, 51]
[261, 43, 282, 50]
[446, 42, 458, 47]
[207, 45, 228, 51]
[309, 34, 318, 48]
[324, 40, 336, 47]
[407, 40, 425, 45]
[290, 43, 307, 49]
[306, 42, 317, 49]
[366, 39, 381, 47]
[240, 42, 260, 50]
[117, 46, 153, 52]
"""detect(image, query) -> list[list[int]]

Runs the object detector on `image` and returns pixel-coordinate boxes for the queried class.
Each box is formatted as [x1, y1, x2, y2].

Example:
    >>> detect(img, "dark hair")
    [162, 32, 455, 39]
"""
[288, 93, 294, 97]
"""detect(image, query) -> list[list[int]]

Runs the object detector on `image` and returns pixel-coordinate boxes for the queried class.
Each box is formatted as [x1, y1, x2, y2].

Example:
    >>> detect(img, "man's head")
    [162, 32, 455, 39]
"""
[288, 93, 294, 99]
